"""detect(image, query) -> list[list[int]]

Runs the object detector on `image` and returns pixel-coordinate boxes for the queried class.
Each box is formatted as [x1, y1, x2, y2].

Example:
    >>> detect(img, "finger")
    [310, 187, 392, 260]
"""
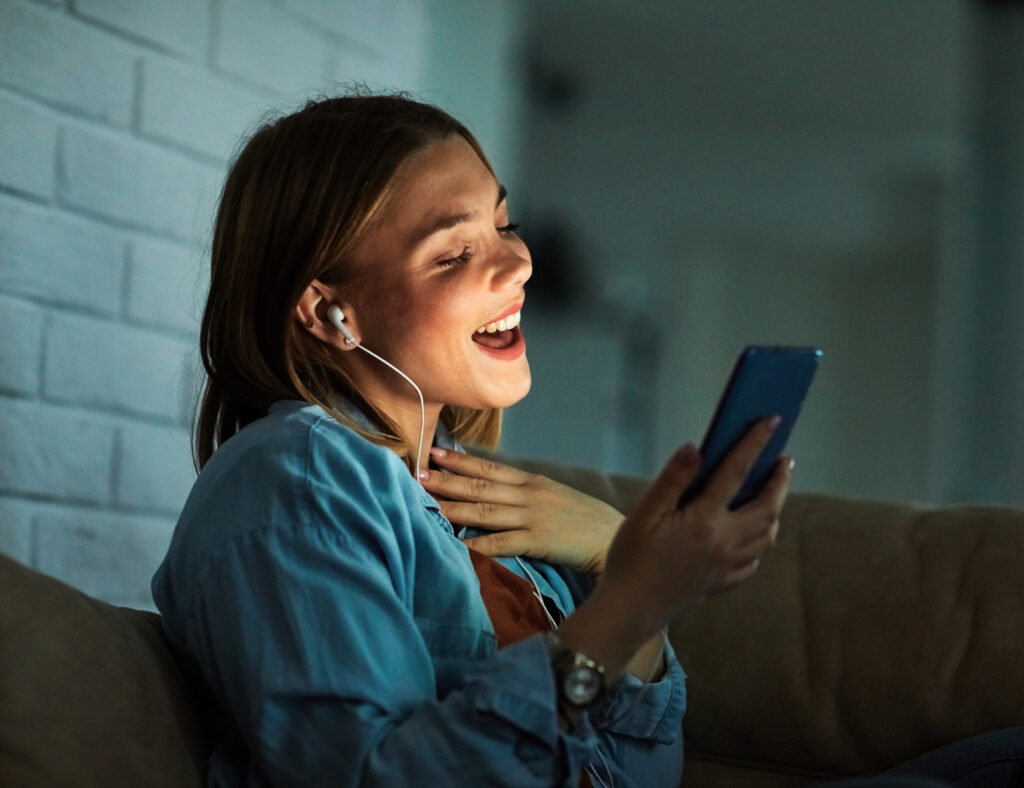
[438, 500, 523, 529]
[428, 448, 531, 485]
[733, 519, 779, 563]
[716, 558, 761, 592]
[701, 416, 780, 508]
[630, 443, 701, 521]
[419, 468, 522, 505]
[462, 530, 525, 558]
[735, 454, 793, 544]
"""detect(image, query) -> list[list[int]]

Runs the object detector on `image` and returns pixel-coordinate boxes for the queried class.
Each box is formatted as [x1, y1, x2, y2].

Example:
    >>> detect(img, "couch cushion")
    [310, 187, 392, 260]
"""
[669, 493, 1024, 779]
[0, 553, 212, 788]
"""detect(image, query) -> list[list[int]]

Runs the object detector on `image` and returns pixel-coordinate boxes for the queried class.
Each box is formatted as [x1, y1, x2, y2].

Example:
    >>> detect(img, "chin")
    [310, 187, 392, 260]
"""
[457, 368, 532, 411]
[498, 363, 532, 407]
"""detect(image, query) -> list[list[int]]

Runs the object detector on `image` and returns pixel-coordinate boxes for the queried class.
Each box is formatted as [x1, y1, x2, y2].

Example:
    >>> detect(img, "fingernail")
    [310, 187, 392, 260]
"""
[429, 447, 446, 458]
[788, 457, 796, 470]
[418, 469, 430, 480]
[767, 415, 782, 431]
[678, 443, 699, 462]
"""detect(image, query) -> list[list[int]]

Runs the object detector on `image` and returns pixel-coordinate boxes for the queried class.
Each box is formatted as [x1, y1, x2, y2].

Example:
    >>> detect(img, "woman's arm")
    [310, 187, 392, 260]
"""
[421, 419, 790, 681]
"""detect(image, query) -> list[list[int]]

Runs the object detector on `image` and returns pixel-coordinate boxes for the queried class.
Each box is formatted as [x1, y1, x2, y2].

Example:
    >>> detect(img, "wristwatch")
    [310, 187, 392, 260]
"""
[544, 632, 606, 708]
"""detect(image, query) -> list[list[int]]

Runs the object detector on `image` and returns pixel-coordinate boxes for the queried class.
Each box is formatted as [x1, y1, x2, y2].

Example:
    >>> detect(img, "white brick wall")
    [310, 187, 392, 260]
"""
[0, 0, 445, 609]
[0, 91, 58, 199]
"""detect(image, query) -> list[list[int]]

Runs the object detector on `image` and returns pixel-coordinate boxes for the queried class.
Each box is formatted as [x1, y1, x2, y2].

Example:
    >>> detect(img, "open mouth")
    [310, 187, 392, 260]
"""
[472, 309, 521, 350]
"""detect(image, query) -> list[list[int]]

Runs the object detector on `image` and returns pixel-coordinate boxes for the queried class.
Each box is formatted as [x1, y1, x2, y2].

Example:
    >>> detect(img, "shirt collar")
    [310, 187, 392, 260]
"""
[331, 394, 463, 453]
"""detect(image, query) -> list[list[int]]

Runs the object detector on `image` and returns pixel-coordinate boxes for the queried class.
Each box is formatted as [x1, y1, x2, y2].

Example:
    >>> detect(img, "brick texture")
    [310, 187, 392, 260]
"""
[0, 295, 45, 396]
[59, 124, 222, 240]
[126, 235, 206, 333]
[0, 500, 33, 565]
[0, 0, 136, 125]
[138, 56, 274, 161]
[0, 397, 116, 503]
[216, 0, 334, 97]
[34, 508, 175, 608]
[0, 90, 58, 199]
[43, 312, 194, 422]
[0, 196, 124, 314]
[73, 0, 211, 62]
[115, 421, 196, 515]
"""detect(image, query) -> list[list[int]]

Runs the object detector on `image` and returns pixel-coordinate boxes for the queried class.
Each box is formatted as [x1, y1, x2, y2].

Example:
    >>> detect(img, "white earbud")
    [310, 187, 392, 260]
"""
[326, 304, 357, 345]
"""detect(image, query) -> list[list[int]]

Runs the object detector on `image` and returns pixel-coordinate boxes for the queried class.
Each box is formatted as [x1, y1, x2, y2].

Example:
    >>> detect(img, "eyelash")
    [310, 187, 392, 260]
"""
[436, 223, 521, 268]
[437, 248, 473, 269]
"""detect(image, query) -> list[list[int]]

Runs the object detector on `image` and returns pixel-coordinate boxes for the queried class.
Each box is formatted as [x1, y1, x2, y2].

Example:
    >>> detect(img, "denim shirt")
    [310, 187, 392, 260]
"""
[152, 400, 685, 787]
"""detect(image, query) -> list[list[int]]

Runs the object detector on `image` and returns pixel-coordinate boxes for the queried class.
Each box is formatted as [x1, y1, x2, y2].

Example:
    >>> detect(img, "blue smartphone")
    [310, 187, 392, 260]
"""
[677, 346, 821, 510]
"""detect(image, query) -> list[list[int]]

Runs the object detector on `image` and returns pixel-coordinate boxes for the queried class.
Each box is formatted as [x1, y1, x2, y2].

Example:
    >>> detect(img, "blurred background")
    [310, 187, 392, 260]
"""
[1, 0, 1023, 607]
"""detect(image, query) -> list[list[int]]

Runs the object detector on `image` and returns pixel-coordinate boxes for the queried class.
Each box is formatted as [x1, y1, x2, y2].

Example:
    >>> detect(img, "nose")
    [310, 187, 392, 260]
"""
[489, 243, 532, 292]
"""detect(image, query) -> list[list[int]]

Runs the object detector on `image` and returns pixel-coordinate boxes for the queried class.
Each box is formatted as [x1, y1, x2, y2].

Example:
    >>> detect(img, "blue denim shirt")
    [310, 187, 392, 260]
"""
[152, 400, 685, 787]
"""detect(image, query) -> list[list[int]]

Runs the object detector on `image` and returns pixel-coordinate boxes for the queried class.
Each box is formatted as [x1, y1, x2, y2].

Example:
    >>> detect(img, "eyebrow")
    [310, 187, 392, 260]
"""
[416, 184, 508, 242]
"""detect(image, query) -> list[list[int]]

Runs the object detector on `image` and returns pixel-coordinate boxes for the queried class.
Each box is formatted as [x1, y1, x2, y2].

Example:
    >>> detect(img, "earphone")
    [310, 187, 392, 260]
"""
[326, 304, 357, 345]
[325, 304, 426, 479]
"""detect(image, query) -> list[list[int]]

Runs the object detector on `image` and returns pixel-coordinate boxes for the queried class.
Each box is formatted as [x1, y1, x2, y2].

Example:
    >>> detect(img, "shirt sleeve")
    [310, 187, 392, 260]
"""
[173, 429, 605, 788]
[549, 565, 686, 787]
[585, 631, 687, 787]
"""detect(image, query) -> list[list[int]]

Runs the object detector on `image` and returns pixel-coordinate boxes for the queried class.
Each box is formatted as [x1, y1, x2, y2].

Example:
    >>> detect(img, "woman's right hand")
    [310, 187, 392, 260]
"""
[558, 416, 792, 676]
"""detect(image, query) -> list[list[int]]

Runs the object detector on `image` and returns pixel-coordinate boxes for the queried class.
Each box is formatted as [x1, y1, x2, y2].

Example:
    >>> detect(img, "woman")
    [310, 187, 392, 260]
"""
[152, 93, 792, 787]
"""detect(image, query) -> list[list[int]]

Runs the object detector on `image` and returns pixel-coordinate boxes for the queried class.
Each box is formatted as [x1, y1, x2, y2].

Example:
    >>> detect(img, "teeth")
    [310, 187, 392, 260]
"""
[476, 309, 521, 334]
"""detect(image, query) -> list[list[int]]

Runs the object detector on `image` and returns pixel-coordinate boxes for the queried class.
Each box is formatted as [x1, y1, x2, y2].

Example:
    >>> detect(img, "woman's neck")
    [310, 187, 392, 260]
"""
[371, 392, 441, 474]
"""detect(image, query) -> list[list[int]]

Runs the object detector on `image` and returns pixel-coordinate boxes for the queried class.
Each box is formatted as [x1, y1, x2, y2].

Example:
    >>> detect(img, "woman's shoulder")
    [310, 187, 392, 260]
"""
[179, 401, 419, 542]
[208, 399, 401, 480]
[156, 401, 423, 599]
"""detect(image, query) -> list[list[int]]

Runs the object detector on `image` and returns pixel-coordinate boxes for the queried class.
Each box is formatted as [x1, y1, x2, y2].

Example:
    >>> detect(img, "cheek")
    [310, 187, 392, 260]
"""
[411, 283, 477, 343]
[360, 281, 419, 347]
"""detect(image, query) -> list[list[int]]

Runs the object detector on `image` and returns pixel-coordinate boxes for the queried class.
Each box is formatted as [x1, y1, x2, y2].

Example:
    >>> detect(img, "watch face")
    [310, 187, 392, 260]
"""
[564, 666, 602, 706]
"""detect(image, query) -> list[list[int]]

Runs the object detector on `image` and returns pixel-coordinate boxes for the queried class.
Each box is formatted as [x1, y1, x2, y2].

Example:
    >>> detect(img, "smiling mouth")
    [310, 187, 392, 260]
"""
[475, 309, 521, 335]
[472, 309, 521, 350]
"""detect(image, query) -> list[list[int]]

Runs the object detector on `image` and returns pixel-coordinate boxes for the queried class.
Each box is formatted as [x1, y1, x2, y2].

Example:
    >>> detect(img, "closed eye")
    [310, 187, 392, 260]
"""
[437, 247, 473, 268]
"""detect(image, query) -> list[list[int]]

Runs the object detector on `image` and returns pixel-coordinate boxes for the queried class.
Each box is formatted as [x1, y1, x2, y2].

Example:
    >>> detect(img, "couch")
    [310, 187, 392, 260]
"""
[3, 459, 1023, 787]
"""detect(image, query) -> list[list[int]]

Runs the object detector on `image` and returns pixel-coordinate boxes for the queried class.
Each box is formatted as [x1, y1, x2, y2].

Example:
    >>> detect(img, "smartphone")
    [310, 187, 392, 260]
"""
[677, 346, 821, 510]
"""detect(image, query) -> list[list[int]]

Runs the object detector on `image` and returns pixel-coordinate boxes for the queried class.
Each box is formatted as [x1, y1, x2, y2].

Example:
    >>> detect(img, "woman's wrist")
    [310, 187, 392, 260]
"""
[557, 583, 662, 682]
[625, 628, 667, 683]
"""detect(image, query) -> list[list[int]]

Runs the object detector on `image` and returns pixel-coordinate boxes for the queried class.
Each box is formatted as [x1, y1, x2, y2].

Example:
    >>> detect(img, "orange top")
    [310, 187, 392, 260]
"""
[465, 547, 555, 648]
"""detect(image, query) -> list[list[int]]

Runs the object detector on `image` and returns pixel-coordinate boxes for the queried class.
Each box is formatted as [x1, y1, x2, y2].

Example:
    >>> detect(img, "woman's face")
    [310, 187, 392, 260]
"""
[346, 135, 532, 413]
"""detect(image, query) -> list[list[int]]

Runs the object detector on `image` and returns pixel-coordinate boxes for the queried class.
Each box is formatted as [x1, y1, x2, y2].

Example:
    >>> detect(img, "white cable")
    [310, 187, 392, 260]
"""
[513, 556, 560, 630]
[352, 343, 426, 479]
[586, 746, 615, 788]
[511, 558, 618, 787]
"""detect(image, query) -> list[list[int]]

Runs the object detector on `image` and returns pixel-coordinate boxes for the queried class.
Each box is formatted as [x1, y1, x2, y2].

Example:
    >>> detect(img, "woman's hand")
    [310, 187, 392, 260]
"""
[418, 449, 623, 576]
[600, 417, 792, 639]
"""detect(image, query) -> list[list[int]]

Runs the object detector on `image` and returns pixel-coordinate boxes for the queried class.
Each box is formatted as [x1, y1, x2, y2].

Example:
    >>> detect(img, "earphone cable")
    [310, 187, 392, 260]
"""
[352, 343, 426, 479]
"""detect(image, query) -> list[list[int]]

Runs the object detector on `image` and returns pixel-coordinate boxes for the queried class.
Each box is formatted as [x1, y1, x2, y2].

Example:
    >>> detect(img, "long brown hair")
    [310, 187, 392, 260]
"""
[195, 93, 502, 469]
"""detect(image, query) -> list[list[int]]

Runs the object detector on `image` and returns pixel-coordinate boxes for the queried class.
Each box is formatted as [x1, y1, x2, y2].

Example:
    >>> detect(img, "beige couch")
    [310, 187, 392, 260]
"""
[3, 460, 1023, 787]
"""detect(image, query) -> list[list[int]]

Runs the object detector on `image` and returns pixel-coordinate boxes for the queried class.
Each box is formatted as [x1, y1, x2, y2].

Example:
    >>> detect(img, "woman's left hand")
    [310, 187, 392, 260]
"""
[419, 448, 623, 576]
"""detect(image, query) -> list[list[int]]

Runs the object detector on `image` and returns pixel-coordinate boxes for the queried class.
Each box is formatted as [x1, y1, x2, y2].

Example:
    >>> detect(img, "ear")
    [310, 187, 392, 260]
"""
[295, 279, 361, 350]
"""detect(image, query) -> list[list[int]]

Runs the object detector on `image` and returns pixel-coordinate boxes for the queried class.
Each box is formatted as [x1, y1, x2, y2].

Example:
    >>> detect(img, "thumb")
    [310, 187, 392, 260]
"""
[631, 443, 701, 520]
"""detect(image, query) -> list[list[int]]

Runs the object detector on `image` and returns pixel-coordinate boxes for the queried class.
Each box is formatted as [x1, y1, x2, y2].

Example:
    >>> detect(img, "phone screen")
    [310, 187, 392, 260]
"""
[677, 346, 821, 510]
